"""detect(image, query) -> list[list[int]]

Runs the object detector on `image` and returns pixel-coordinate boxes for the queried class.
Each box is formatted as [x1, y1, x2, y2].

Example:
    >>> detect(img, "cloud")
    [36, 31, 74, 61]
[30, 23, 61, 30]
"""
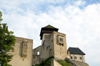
[0, 0, 100, 66]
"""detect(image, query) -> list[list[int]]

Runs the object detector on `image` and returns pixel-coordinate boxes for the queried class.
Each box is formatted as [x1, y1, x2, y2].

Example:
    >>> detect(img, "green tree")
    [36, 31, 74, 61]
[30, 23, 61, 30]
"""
[0, 11, 15, 66]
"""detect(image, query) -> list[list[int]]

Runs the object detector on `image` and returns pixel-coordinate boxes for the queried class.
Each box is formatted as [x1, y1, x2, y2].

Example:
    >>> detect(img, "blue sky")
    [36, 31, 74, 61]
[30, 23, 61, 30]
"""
[0, 0, 100, 66]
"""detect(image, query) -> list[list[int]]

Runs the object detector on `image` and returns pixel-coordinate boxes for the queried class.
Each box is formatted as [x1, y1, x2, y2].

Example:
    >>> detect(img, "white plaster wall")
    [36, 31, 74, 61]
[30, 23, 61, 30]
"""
[70, 54, 85, 62]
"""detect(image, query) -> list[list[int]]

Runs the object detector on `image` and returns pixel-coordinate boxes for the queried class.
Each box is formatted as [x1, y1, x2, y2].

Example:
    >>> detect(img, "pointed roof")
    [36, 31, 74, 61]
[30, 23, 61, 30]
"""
[43, 25, 58, 29]
[68, 47, 85, 55]
[40, 25, 58, 40]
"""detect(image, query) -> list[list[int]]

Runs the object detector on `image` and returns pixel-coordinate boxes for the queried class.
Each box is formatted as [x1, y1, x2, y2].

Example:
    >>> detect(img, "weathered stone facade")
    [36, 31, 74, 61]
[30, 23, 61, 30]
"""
[32, 25, 89, 66]
[8, 25, 89, 66]
[8, 37, 33, 66]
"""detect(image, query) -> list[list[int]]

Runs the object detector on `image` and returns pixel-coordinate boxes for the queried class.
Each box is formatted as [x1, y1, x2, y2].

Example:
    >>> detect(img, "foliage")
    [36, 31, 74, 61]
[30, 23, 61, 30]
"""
[0, 11, 15, 66]
[34, 56, 54, 66]
[57, 59, 73, 66]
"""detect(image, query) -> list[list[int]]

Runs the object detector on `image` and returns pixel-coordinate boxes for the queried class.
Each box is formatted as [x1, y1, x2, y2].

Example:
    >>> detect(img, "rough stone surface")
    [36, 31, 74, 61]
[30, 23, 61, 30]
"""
[8, 37, 33, 66]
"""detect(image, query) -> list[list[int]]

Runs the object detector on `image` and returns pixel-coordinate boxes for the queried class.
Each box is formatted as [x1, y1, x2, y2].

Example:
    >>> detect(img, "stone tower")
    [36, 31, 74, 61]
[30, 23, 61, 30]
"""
[40, 25, 67, 60]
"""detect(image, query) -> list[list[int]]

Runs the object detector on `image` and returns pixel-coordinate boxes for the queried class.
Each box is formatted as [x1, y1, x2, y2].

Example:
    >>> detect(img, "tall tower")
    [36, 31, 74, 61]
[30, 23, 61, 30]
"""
[40, 25, 67, 60]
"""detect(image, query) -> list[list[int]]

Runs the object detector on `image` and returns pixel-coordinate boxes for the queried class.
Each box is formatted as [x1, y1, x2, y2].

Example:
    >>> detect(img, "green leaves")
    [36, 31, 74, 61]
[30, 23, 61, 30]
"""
[0, 11, 3, 22]
[0, 11, 15, 66]
[35, 56, 54, 66]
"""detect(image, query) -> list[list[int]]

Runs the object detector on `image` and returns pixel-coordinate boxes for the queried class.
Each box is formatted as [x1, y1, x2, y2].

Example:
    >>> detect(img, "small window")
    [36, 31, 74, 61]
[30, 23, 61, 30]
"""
[60, 38, 63, 42]
[71, 56, 73, 59]
[67, 52, 68, 54]
[24, 44, 27, 46]
[74, 57, 77, 59]
[62, 44, 64, 46]
[37, 51, 40, 55]
[80, 57, 82, 60]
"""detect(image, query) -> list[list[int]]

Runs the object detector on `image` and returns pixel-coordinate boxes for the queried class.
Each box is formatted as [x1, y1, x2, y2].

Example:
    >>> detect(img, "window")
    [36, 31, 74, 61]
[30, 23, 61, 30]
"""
[37, 51, 40, 55]
[24, 44, 27, 46]
[71, 56, 73, 59]
[80, 57, 82, 60]
[67, 52, 68, 54]
[62, 44, 64, 46]
[74, 57, 77, 59]
[60, 38, 63, 42]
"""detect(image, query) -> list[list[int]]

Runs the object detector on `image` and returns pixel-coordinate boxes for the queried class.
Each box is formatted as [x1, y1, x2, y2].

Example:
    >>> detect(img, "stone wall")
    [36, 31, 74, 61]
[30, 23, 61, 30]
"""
[53, 31, 67, 59]
[70, 54, 85, 62]
[8, 37, 33, 66]
[32, 46, 42, 65]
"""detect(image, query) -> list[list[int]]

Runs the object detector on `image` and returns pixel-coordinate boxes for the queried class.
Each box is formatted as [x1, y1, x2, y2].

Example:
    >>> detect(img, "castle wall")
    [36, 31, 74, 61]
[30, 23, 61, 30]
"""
[8, 37, 33, 66]
[40, 33, 54, 60]
[53, 31, 67, 59]
[70, 54, 85, 62]
[51, 59, 61, 66]
[32, 46, 42, 65]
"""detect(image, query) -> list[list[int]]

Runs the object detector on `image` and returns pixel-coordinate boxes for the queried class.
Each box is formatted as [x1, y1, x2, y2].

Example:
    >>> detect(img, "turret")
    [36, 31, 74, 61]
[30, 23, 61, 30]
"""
[40, 25, 58, 40]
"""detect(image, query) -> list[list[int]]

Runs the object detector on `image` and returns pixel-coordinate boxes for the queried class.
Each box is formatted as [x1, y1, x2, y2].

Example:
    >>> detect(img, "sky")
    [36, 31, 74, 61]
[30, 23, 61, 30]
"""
[0, 0, 100, 66]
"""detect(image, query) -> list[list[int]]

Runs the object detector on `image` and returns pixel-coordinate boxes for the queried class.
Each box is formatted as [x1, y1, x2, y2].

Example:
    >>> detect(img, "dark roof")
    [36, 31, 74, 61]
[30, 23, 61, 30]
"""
[68, 47, 85, 55]
[40, 25, 58, 40]
[43, 25, 58, 29]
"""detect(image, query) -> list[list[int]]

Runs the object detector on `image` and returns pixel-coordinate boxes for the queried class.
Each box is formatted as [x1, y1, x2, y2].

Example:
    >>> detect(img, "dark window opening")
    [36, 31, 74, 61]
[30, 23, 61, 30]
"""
[74, 57, 77, 59]
[60, 38, 63, 42]
[62, 44, 64, 46]
[71, 56, 73, 59]
[80, 57, 82, 60]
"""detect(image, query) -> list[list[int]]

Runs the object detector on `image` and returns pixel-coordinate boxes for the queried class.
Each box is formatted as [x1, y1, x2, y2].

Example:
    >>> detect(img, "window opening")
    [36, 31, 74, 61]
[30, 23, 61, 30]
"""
[37, 51, 40, 55]
[71, 56, 73, 59]
[74, 57, 77, 59]
[60, 38, 63, 42]
[80, 57, 82, 60]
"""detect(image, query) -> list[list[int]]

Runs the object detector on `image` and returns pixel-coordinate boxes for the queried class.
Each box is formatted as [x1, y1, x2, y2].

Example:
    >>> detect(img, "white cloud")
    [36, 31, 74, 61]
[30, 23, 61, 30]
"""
[74, 0, 86, 6]
[0, 0, 100, 66]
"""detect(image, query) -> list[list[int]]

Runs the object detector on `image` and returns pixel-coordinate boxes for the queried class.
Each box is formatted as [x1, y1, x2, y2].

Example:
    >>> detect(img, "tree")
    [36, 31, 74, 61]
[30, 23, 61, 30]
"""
[0, 11, 15, 66]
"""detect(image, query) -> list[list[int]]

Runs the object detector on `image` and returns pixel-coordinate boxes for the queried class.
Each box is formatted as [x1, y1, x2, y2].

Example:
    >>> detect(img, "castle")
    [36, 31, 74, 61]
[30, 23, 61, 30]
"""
[8, 25, 89, 66]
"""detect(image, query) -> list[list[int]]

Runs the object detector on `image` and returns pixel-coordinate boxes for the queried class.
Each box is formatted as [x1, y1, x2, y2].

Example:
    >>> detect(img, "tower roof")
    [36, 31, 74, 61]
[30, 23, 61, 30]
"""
[68, 47, 85, 55]
[43, 25, 58, 29]
[40, 25, 58, 40]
